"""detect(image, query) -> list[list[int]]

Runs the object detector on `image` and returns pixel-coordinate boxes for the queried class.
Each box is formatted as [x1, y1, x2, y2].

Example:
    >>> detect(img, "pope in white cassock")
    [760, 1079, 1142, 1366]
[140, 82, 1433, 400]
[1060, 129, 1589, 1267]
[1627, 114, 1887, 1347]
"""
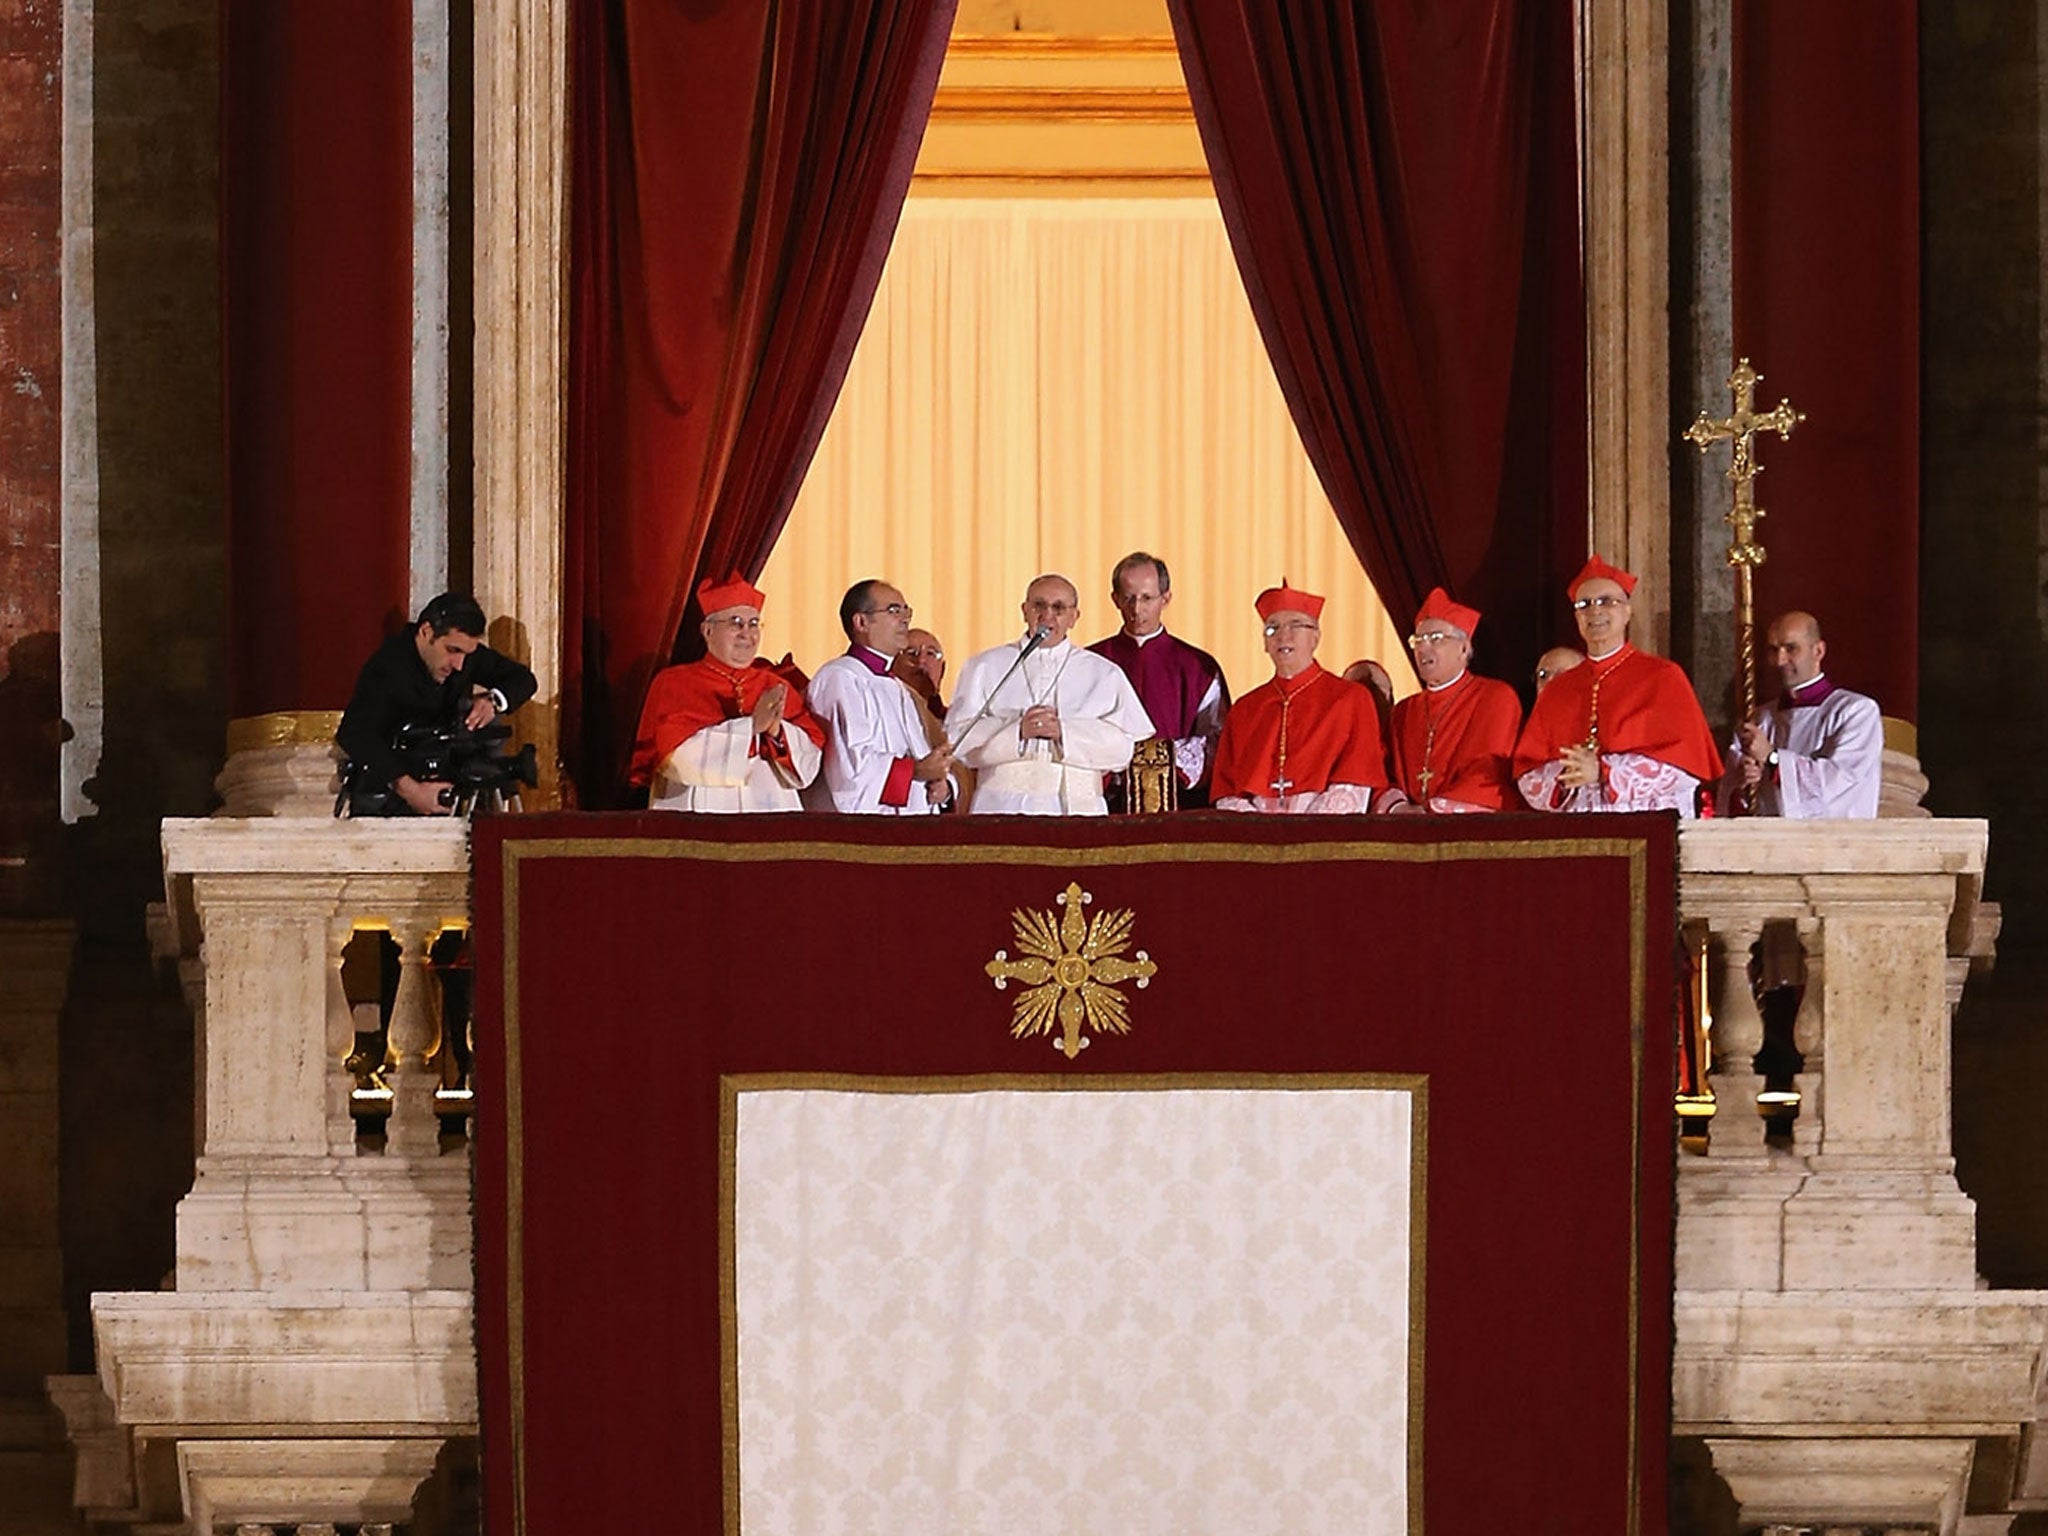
[1717, 610, 1884, 818]
[804, 580, 958, 814]
[945, 573, 1156, 816]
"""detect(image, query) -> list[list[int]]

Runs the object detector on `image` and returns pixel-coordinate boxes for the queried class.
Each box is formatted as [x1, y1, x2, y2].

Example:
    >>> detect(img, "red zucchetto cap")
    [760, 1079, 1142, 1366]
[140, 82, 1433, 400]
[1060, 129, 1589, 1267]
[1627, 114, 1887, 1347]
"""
[1567, 556, 1638, 599]
[1415, 586, 1481, 637]
[697, 573, 766, 614]
[1255, 579, 1325, 622]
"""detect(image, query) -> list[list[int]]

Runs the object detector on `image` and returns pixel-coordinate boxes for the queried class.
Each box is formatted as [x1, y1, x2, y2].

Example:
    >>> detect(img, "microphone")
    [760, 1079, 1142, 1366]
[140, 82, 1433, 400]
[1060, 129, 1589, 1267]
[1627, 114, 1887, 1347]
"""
[947, 627, 1056, 753]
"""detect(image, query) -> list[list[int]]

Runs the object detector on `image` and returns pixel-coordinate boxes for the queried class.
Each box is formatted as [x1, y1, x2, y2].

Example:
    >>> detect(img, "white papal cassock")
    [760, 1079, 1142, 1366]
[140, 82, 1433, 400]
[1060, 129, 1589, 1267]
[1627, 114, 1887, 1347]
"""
[944, 637, 1155, 816]
[1716, 675, 1883, 819]
[805, 649, 952, 815]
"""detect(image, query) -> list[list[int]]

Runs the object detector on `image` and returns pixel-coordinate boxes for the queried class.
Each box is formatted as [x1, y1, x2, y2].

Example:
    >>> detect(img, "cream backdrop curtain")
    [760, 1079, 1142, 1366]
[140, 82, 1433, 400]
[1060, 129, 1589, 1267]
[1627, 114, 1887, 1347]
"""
[759, 198, 1411, 700]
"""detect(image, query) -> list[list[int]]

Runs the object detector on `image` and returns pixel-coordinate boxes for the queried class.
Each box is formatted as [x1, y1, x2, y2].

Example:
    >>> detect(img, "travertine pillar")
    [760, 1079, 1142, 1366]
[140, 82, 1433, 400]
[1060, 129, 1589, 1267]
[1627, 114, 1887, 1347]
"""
[1582, 0, 1672, 650]
[474, 0, 570, 798]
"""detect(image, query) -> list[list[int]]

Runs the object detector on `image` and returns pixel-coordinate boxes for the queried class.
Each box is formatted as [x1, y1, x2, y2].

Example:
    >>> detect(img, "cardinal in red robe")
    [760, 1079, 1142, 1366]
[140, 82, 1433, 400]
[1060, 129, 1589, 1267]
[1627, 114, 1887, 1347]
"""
[1387, 588, 1523, 813]
[628, 575, 825, 813]
[1211, 580, 1389, 814]
[1513, 557, 1722, 814]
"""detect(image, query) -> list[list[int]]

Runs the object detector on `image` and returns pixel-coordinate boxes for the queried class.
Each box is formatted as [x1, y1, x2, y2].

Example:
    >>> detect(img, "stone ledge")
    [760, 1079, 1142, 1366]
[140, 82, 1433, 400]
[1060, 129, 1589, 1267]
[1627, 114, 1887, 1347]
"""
[1675, 1290, 2048, 1434]
[92, 1292, 477, 1430]
[1679, 817, 1988, 877]
[161, 816, 470, 877]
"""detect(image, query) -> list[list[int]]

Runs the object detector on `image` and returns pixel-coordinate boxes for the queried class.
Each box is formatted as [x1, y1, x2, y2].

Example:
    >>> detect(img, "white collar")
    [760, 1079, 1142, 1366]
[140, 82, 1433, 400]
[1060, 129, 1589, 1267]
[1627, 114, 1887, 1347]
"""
[1588, 643, 1626, 663]
[1426, 668, 1468, 692]
[1129, 626, 1166, 646]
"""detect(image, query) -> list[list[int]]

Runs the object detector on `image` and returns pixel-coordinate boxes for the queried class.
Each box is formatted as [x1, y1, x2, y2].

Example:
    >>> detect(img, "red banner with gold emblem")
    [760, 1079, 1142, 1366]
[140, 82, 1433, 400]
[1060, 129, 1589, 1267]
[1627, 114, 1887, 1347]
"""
[472, 813, 1677, 1535]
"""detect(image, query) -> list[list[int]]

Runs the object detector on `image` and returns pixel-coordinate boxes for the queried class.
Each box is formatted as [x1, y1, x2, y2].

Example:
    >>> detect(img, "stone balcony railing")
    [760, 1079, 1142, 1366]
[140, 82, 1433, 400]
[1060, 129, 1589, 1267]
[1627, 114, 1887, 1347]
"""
[51, 815, 2048, 1534]
[58, 821, 477, 1533]
[1677, 820, 2048, 1534]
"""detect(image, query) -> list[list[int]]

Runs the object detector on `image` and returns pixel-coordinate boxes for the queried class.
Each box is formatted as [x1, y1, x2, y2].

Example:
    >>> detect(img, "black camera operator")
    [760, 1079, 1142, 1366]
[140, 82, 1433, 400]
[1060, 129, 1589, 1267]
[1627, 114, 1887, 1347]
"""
[336, 593, 539, 816]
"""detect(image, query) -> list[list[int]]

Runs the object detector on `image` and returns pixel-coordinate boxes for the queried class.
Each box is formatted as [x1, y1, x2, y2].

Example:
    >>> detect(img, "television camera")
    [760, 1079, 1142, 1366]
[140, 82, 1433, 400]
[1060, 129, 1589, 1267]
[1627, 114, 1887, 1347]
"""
[336, 716, 539, 818]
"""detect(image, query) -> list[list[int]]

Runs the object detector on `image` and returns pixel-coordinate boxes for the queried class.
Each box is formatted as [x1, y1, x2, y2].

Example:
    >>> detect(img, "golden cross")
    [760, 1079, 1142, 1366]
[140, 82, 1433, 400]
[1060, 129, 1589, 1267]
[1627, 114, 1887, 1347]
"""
[1682, 357, 1806, 775]
[1683, 358, 1804, 565]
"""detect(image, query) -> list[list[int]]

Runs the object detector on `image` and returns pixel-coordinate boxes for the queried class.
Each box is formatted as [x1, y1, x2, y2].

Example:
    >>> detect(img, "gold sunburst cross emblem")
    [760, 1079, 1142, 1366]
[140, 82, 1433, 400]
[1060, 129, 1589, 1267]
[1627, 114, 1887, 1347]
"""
[984, 881, 1158, 1059]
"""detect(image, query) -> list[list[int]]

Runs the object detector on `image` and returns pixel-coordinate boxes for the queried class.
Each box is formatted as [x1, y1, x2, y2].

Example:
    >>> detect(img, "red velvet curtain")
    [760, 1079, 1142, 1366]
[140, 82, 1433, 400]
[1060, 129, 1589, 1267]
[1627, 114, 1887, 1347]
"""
[1733, 1, 1918, 720]
[1165, 2, 1586, 690]
[566, 0, 955, 801]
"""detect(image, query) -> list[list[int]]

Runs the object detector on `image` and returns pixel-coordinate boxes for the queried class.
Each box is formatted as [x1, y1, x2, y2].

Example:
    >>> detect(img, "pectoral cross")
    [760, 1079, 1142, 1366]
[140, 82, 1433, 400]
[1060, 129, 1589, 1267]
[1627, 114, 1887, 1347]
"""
[1683, 357, 1804, 735]
[1269, 772, 1294, 797]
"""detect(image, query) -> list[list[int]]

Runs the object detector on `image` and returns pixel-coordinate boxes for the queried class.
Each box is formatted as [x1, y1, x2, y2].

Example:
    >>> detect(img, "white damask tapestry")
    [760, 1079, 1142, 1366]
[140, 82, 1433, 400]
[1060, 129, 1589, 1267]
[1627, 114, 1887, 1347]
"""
[732, 1082, 1419, 1536]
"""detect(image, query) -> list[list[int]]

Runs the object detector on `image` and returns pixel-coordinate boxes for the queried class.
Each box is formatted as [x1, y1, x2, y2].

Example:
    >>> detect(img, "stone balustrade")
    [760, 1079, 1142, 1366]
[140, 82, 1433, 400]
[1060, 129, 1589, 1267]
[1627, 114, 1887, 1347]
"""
[63, 819, 477, 1532]
[1675, 820, 2048, 1533]
[53, 815, 2048, 1533]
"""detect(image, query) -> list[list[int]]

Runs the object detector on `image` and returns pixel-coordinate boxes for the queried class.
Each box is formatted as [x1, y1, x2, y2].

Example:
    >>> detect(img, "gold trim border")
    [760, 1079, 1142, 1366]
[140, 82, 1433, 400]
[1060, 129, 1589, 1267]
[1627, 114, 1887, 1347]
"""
[495, 829, 1656, 1535]
[718, 1072, 1430, 1536]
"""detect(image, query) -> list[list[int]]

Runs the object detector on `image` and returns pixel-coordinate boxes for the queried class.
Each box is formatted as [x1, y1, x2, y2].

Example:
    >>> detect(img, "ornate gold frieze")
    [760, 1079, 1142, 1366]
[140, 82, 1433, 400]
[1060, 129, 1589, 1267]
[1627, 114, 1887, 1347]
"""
[915, 29, 1206, 195]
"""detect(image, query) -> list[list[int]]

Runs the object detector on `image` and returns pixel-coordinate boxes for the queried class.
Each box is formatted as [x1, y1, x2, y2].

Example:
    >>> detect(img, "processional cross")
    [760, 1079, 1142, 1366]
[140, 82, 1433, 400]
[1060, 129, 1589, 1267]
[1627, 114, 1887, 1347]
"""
[1682, 358, 1804, 738]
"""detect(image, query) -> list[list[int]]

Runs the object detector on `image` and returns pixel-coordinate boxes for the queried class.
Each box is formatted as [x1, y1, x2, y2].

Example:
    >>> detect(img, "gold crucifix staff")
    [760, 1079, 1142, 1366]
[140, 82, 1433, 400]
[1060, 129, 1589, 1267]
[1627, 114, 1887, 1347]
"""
[1682, 358, 1805, 783]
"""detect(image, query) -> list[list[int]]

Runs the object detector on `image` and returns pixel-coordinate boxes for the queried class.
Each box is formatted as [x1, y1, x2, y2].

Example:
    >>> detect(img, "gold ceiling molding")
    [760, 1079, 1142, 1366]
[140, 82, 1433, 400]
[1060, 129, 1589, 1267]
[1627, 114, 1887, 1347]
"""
[930, 84, 1192, 125]
[910, 167, 1211, 191]
[916, 29, 1207, 195]
[945, 33, 1181, 57]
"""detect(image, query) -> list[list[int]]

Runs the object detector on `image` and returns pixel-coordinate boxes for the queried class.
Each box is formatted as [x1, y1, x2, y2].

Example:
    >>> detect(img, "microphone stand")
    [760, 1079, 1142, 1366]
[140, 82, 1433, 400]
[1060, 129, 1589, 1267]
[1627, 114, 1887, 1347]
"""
[946, 627, 1052, 754]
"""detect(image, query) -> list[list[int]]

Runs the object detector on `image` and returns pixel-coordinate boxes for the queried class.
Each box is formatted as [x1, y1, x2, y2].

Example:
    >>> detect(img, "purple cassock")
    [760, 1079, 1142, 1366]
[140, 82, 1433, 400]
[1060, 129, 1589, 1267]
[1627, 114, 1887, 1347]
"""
[1088, 628, 1231, 806]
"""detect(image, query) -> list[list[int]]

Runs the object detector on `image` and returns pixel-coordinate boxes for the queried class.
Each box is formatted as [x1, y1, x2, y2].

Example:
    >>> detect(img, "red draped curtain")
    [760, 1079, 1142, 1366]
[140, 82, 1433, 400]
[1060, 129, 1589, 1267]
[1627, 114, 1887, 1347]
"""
[1165, 1, 1586, 690]
[565, 0, 956, 802]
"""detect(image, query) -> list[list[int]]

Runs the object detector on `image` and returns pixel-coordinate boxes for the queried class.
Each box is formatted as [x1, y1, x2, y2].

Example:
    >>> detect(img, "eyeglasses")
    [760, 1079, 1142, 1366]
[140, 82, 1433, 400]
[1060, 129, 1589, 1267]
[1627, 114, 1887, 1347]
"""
[1026, 600, 1076, 615]
[706, 615, 762, 633]
[1572, 595, 1628, 611]
[1263, 621, 1319, 637]
[862, 602, 913, 619]
[1406, 631, 1462, 650]
[902, 644, 943, 660]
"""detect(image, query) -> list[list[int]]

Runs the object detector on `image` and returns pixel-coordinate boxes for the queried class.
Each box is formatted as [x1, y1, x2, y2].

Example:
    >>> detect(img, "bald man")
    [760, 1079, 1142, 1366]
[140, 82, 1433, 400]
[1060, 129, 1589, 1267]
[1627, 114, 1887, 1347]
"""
[1533, 647, 1584, 695]
[1717, 611, 1882, 818]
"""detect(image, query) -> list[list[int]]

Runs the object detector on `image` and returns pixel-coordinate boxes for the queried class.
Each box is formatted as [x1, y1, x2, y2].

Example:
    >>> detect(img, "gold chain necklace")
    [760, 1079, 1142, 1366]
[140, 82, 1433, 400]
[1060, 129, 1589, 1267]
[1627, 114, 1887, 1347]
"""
[1584, 650, 1631, 751]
